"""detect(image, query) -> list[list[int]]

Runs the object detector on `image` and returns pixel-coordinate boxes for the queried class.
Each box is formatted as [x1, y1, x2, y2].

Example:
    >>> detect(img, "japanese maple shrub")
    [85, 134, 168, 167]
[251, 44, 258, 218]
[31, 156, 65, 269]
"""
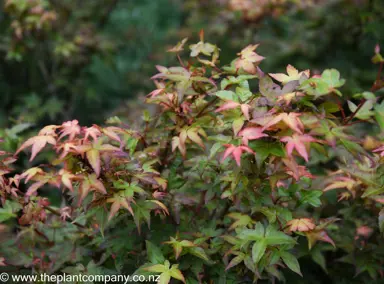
[1, 33, 384, 283]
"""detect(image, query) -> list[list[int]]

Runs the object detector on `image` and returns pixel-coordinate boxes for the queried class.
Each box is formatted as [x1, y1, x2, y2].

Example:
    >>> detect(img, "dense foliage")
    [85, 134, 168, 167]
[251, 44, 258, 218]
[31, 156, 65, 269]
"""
[1, 34, 384, 283]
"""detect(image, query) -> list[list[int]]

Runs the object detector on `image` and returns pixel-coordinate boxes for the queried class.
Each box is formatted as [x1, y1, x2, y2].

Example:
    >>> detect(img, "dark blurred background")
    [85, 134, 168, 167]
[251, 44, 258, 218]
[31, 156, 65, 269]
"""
[0, 0, 383, 133]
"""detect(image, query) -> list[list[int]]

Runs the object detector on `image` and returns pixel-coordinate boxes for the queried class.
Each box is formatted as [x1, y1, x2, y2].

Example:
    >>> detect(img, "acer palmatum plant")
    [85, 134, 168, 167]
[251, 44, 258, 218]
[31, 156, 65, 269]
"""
[1, 35, 384, 283]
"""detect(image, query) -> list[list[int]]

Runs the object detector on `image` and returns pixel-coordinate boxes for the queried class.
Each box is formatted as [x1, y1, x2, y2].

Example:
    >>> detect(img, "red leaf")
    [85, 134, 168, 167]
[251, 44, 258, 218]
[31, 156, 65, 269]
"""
[238, 127, 268, 145]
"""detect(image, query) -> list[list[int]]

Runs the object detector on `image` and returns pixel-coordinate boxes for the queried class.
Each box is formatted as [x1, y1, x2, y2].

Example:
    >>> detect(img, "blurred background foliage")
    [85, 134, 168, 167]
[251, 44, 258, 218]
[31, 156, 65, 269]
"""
[0, 0, 383, 137]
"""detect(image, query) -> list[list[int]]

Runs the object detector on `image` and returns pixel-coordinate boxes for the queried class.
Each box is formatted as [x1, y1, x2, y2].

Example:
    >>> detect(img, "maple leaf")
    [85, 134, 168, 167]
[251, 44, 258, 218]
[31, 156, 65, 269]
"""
[280, 134, 318, 161]
[282, 158, 314, 181]
[16, 135, 56, 161]
[58, 169, 79, 192]
[238, 127, 268, 145]
[215, 101, 251, 120]
[38, 125, 59, 136]
[107, 192, 135, 221]
[324, 176, 360, 193]
[168, 38, 188, 53]
[227, 212, 254, 230]
[261, 112, 304, 134]
[189, 41, 216, 57]
[235, 44, 265, 74]
[173, 127, 206, 157]
[286, 218, 316, 232]
[102, 126, 124, 144]
[164, 237, 195, 259]
[75, 140, 120, 177]
[83, 126, 101, 142]
[57, 142, 78, 159]
[277, 91, 305, 106]
[59, 120, 81, 141]
[305, 230, 335, 249]
[59, 206, 71, 221]
[78, 174, 107, 205]
[269, 64, 310, 85]
[222, 144, 255, 166]
[20, 167, 44, 183]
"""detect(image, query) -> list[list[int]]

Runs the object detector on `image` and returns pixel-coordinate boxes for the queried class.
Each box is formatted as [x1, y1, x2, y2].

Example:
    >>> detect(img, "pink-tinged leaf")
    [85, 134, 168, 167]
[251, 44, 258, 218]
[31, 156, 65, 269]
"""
[215, 101, 240, 113]
[147, 88, 165, 98]
[240, 104, 250, 120]
[86, 149, 100, 177]
[269, 64, 310, 85]
[356, 225, 373, 238]
[148, 200, 169, 215]
[26, 180, 47, 196]
[324, 176, 359, 192]
[83, 126, 101, 141]
[102, 127, 122, 144]
[16, 135, 56, 161]
[58, 142, 78, 159]
[222, 144, 236, 161]
[238, 127, 268, 145]
[373, 145, 384, 157]
[286, 218, 316, 232]
[235, 44, 265, 74]
[38, 125, 59, 136]
[375, 44, 380, 54]
[232, 147, 242, 166]
[108, 201, 123, 221]
[262, 112, 304, 134]
[20, 167, 44, 183]
[305, 230, 335, 249]
[222, 144, 254, 166]
[59, 120, 81, 141]
[280, 134, 317, 161]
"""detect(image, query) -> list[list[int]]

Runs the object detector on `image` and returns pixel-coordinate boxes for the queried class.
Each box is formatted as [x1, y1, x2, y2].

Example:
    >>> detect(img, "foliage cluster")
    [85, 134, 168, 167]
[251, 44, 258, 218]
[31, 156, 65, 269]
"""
[1, 35, 384, 283]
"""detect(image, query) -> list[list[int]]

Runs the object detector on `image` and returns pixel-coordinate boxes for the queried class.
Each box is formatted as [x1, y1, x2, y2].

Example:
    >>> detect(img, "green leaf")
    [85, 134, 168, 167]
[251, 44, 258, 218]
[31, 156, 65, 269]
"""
[265, 226, 295, 245]
[146, 241, 165, 264]
[280, 251, 302, 276]
[187, 247, 210, 262]
[215, 90, 238, 102]
[238, 223, 265, 241]
[0, 200, 22, 222]
[299, 190, 323, 207]
[347, 100, 374, 120]
[321, 69, 345, 89]
[252, 239, 267, 264]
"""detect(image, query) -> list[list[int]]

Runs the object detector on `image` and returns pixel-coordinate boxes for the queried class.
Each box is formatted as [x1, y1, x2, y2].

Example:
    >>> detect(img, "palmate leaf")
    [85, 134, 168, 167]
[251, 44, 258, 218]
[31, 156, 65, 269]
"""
[270, 64, 310, 85]
[259, 112, 304, 134]
[286, 218, 316, 232]
[221, 144, 255, 166]
[280, 134, 318, 162]
[16, 135, 56, 161]
[144, 260, 185, 284]
[300, 69, 345, 98]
